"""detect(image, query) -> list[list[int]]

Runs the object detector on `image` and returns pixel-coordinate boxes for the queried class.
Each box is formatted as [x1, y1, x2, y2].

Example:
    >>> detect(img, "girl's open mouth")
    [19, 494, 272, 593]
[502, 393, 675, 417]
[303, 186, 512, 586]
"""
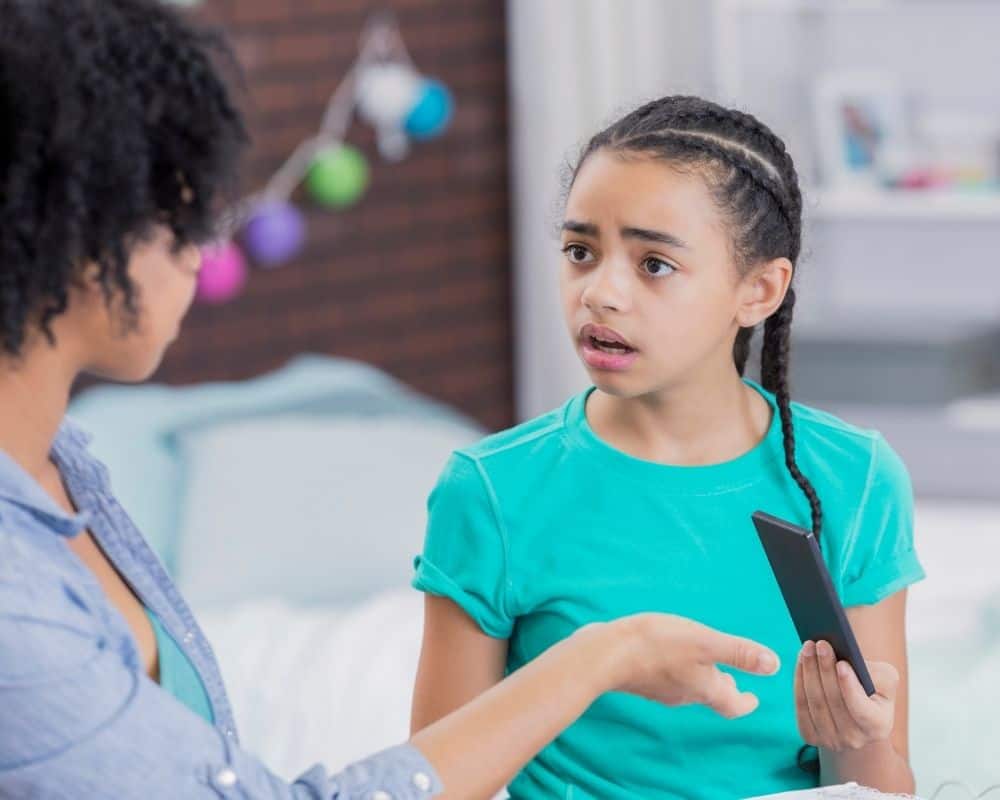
[579, 323, 638, 371]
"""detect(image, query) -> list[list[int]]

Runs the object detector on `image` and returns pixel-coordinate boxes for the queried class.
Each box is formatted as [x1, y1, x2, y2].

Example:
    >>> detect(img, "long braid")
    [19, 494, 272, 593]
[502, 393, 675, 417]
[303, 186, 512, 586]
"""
[761, 288, 823, 539]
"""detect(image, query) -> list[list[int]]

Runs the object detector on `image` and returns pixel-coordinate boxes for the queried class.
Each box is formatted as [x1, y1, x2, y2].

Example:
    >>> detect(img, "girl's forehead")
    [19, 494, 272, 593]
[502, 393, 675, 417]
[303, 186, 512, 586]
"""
[566, 151, 726, 241]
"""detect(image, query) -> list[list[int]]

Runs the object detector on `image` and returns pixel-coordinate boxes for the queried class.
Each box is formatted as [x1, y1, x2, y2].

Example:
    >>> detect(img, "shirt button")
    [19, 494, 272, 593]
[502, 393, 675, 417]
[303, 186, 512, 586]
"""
[412, 772, 432, 792]
[215, 768, 238, 787]
[183, 631, 195, 644]
[225, 728, 235, 739]
[372, 792, 393, 800]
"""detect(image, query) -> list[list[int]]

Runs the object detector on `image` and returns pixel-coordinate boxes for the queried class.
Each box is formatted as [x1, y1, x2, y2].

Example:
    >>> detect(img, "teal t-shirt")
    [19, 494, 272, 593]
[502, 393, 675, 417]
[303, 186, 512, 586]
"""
[413, 380, 924, 800]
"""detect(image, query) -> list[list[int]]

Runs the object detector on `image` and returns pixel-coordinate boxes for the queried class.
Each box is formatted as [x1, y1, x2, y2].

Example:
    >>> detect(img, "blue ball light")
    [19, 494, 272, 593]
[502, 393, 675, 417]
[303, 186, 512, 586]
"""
[404, 79, 453, 140]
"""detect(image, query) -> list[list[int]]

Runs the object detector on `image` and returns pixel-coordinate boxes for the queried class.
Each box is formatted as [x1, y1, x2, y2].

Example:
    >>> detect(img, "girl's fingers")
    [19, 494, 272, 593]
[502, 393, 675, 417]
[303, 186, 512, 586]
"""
[815, 641, 866, 748]
[801, 641, 838, 748]
[794, 649, 821, 744]
[839, 660, 898, 727]
[837, 660, 874, 723]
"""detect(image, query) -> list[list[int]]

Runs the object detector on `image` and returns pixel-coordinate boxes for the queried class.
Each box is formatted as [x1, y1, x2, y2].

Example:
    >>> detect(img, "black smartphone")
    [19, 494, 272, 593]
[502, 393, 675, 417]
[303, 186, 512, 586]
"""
[751, 510, 876, 696]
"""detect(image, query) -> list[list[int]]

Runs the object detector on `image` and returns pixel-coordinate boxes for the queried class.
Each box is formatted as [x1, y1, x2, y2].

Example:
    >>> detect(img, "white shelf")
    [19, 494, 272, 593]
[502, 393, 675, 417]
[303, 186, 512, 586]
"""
[720, 0, 988, 11]
[808, 188, 1000, 221]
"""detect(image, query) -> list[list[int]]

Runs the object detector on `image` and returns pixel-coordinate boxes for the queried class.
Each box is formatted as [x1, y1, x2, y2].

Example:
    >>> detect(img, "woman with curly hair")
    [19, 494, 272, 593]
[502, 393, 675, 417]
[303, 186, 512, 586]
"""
[0, 2, 782, 798]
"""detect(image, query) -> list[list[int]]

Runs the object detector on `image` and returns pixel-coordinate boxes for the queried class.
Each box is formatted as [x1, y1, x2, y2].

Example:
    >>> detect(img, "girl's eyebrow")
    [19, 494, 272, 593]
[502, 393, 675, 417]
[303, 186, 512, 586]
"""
[562, 219, 689, 250]
[621, 226, 689, 249]
[561, 220, 598, 237]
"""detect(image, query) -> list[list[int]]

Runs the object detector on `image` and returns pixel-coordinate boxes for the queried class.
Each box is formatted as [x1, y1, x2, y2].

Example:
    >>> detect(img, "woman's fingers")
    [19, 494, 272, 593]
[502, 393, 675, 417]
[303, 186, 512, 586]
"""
[705, 630, 780, 676]
[702, 667, 759, 719]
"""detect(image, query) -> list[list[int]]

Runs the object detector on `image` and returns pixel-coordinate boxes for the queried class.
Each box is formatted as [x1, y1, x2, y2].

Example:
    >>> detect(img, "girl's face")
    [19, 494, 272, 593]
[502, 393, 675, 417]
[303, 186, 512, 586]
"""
[66, 224, 202, 382]
[559, 150, 778, 399]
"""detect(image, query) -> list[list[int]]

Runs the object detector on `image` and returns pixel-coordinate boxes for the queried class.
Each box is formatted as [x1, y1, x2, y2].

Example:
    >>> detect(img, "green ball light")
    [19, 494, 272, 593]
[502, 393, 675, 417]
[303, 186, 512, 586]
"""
[306, 145, 370, 208]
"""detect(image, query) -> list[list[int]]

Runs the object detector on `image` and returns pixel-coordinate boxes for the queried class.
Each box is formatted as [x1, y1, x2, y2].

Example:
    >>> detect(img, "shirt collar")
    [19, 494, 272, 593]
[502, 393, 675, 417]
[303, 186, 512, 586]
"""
[0, 419, 94, 537]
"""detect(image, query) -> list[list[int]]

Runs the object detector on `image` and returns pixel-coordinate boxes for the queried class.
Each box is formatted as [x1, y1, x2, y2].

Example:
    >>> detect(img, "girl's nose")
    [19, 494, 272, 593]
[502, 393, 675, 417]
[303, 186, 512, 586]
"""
[581, 261, 630, 313]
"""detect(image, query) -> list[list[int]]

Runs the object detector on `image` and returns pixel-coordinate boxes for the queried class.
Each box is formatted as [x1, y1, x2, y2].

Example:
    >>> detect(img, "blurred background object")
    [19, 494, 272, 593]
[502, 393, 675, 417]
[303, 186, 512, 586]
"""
[139, 0, 513, 431]
[75, 1, 999, 796]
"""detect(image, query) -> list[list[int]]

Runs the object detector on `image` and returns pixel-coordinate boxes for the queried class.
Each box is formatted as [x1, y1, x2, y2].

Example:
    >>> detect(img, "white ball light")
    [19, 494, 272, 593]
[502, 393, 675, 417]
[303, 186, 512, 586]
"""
[377, 128, 410, 162]
[356, 62, 422, 130]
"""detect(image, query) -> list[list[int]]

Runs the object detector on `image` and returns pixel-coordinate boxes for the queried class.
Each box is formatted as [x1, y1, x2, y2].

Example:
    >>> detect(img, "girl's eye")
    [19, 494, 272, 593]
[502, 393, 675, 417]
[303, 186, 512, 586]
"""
[562, 244, 594, 264]
[641, 257, 676, 278]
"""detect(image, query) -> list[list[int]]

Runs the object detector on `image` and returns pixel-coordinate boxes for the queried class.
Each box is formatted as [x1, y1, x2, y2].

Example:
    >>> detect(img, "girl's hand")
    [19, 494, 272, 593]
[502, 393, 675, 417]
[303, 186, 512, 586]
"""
[795, 640, 899, 752]
[598, 613, 781, 719]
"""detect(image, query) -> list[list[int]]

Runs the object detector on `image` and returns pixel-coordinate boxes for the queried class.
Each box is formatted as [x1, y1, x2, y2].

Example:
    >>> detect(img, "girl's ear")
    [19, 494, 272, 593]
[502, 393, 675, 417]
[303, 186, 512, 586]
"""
[736, 257, 793, 328]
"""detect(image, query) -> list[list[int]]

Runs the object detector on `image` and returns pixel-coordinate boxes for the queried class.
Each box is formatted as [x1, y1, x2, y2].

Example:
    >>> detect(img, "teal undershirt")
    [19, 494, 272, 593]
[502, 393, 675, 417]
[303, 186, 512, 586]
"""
[146, 610, 214, 724]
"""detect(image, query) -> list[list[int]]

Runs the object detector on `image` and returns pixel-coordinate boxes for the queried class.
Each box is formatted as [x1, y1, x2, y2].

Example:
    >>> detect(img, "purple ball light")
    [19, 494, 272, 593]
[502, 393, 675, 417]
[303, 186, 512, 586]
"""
[243, 201, 306, 267]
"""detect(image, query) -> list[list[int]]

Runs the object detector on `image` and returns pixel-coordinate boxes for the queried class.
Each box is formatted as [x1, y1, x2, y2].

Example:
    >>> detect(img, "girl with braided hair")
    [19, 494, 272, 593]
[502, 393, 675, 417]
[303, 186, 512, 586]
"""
[412, 96, 924, 798]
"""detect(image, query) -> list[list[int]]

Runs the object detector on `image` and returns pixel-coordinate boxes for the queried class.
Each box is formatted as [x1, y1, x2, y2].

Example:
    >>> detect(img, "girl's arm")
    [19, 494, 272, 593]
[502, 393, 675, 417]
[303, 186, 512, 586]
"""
[798, 590, 914, 793]
[411, 595, 508, 735]
[411, 598, 782, 800]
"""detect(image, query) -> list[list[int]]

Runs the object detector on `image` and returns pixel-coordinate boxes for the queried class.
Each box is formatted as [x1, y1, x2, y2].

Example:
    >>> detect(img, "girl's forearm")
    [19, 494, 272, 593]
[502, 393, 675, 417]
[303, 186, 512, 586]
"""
[409, 623, 621, 800]
[821, 740, 915, 794]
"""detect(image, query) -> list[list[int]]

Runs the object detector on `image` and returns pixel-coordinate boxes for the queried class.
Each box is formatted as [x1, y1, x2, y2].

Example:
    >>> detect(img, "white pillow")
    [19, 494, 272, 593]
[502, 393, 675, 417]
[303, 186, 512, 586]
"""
[174, 413, 482, 608]
[198, 590, 423, 781]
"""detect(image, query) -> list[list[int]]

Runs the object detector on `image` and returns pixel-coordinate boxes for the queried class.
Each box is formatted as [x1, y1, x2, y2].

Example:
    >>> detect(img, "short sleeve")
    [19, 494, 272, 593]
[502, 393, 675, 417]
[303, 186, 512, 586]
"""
[839, 435, 926, 607]
[412, 452, 513, 638]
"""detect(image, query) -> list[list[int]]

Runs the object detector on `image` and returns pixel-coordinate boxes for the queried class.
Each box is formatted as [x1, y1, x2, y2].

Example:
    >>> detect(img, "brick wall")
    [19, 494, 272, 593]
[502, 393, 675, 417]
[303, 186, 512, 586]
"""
[152, 0, 513, 430]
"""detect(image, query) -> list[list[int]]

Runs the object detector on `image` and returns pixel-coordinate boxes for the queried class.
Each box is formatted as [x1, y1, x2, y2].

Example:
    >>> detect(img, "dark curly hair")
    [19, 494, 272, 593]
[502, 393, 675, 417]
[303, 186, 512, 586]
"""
[0, 0, 248, 356]
[570, 96, 823, 542]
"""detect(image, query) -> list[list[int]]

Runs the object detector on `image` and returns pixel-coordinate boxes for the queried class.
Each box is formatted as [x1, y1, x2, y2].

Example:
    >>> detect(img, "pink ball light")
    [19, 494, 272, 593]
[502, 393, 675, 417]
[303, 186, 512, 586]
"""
[196, 241, 247, 304]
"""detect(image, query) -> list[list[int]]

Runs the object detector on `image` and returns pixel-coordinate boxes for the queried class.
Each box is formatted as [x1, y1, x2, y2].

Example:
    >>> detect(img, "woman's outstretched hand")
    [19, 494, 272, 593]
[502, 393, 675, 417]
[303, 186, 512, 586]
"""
[600, 613, 780, 718]
[411, 610, 779, 799]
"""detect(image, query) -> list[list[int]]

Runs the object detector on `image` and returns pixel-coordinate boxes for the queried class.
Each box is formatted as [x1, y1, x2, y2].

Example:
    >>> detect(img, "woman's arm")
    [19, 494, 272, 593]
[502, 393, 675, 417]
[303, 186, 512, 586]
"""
[797, 590, 914, 793]
[411, 596, 508, 735]
[411, 611, 781, 800]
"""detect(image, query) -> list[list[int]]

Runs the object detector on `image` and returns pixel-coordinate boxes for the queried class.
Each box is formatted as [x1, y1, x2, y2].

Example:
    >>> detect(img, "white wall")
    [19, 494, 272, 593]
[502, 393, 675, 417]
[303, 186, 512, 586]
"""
[507, 1, 1000, 420]
[506, 0, 713, 420]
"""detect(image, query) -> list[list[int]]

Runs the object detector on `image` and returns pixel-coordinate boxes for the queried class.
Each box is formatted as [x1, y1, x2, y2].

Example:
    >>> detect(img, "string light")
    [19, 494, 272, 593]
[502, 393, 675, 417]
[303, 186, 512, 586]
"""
[197, 10, 453, 303]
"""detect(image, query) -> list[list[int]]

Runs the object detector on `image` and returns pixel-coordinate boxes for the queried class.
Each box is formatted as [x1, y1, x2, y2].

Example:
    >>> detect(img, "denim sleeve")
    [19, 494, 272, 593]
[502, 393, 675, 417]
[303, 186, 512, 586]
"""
[0, 549, 442, 799]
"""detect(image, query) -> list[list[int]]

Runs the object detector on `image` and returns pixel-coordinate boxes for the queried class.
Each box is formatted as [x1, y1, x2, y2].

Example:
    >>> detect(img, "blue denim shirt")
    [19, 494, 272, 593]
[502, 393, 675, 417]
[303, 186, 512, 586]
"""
[0, 419, 443, 799]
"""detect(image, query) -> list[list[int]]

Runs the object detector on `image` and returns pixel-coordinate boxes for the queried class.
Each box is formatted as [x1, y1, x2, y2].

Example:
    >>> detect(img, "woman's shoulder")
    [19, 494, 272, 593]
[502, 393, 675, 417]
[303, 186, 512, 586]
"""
[0, 521, 103, 673]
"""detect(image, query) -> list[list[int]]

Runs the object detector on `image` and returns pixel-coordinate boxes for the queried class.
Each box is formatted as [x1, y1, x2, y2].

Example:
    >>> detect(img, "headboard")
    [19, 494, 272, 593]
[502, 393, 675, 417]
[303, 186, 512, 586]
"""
[139, 1, 514, 431]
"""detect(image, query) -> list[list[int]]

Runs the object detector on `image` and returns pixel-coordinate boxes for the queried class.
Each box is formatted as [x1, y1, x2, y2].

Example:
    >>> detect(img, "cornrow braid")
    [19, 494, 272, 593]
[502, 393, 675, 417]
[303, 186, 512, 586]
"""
[616, 130, 800, 255]
[569, 96, 823, 541]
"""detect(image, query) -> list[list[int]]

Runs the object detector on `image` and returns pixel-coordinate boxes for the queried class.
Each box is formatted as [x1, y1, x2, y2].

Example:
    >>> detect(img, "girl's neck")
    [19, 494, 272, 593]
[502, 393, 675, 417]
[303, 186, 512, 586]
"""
[587, 363, 772, 467]
[0, 343, 77, 480]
